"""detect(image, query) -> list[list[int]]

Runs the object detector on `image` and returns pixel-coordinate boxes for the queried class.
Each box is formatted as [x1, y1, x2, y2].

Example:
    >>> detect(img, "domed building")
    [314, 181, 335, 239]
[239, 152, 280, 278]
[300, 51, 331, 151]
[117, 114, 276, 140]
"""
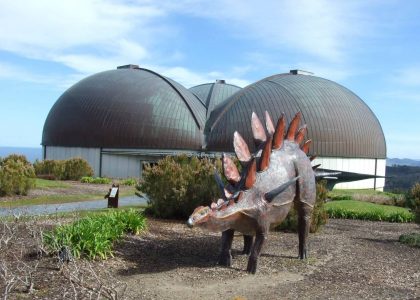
[42, 64, 206, 178]
[189, 80, 241, 119]
[205, 70, 386, 189]
[42, 67, 386, 189]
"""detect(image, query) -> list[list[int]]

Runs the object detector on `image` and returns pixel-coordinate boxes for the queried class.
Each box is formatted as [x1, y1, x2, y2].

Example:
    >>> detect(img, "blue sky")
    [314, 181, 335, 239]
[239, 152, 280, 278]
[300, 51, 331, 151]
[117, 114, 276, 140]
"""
[0, 0, 419, 159]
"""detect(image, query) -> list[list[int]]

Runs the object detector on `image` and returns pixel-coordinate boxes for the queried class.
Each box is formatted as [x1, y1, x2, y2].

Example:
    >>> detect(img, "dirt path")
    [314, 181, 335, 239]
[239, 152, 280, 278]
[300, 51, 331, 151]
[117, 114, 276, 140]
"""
[112, 219, 420, 299]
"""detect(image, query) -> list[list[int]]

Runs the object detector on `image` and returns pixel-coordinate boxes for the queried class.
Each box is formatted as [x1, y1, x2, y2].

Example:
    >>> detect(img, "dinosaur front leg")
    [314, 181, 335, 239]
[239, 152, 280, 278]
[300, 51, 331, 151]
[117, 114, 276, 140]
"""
[242, 235, 253, 255]
[297, 203, 313, 259]
[218, 229, 234, 266]
[246, 231, 267, 274]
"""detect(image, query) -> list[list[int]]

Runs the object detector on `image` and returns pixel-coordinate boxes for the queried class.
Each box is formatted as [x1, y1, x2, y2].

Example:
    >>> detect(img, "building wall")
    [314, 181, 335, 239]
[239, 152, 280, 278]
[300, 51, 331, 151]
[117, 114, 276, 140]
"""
[45, 146, 101, 176]
[101, 154, 141, 178]
[44, 146, 386, 190]
[313, 157, 386, 190]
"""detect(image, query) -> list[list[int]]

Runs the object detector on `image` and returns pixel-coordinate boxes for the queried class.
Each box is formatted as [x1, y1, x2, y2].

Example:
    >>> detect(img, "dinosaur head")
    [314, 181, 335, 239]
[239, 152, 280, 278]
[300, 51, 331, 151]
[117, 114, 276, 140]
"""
[187, 205, 212, 228]
[187, 199, 237, 232]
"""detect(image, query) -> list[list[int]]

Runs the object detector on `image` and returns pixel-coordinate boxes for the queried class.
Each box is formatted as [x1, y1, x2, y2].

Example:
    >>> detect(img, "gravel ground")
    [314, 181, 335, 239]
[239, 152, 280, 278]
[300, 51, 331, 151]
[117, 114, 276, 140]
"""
[1, 218, 419, 299]
[112, 218, 420, 300]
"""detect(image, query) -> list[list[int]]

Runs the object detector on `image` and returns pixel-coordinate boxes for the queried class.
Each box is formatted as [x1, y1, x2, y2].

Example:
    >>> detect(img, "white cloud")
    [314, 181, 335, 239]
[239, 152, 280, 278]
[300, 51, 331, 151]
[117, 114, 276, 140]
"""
[148, 65, 250, 88]
[0, 61, 54, 84]
[161, 0, 373, 62]
[53, 39, 149, 74]
[0, 0, 162, 57]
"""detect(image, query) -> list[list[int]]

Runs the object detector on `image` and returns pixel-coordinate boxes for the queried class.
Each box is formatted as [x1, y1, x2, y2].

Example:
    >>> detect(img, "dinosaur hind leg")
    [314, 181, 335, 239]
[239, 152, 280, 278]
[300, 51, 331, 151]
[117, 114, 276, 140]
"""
[297, 202, 313, 259]
[218, 229, 234, 266]
[242, 235, 253, 255]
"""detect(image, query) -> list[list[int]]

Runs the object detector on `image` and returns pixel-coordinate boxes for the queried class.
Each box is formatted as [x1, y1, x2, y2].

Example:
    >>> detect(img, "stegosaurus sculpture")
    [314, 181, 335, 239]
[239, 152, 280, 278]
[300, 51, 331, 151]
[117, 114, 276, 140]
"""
[187, 111, 316, 274]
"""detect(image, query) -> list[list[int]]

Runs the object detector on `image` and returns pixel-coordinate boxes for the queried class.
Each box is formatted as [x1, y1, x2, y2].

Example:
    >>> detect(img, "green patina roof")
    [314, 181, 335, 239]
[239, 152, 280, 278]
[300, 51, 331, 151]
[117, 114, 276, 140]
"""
[189, 81, 242, 119]
[42, 68, 206, 150]
[206, 73, 386, 159]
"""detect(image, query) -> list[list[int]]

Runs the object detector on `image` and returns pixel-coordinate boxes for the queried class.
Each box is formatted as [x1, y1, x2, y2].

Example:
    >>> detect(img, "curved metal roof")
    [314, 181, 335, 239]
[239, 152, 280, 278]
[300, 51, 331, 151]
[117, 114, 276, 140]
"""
[206, 72, 386, 159]
[42, 67, 206, 150]
[189, 80, 241, 118]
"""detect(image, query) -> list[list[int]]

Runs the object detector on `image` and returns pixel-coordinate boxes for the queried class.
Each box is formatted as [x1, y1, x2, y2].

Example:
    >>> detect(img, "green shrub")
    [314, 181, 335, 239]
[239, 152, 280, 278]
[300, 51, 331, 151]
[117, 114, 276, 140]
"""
[63, 157, 93, 180]
[326, 200, 414, 222]
[34, 158, 93, 181]
[277, 180, 328, 233]
[311, 180, 329, 232]
[34, 159, 65, 180]
[0, 154, 35, 196]
[80, 176, 111, 184]
[43, 209, 147, 259]
[399, 233, 420, 248]
[409, 183, 420, 224]
[136, 155, 221, 219]
[121, 178, 137, 186]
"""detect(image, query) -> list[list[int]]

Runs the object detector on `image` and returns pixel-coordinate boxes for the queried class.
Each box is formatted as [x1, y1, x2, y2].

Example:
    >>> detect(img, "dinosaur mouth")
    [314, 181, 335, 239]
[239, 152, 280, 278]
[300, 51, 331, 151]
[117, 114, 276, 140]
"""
[186, 218, 194, 228]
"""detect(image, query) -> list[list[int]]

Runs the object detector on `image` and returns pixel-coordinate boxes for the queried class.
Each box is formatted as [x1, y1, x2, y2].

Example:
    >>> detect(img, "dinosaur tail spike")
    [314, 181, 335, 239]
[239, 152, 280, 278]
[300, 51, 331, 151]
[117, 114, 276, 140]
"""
[312, 164, 321, 170]
[286, 112, 302, 141]
[295, 125, 307, 145]
[251, 112, 267, 146]
[234, 131, 252, 164]
[301, 139, 312, 154]
[222, 154, 241, 184]
[258, 137, 273, 172]
[241, 158, 257, 190]
[265, 111, 275, 136]
[272, 113, 285, 149]
[264, 176, 300, 202]
[310, 155, 317, 161]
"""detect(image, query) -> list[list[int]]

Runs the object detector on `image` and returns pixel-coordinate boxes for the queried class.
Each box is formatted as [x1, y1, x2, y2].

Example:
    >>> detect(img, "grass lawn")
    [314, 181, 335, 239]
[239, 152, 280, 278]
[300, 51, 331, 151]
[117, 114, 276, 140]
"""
[35, 178, 71, 188]
[0, 188, 136, 208]
[328, 189, 404, 205]
[325, 200, 414, 223]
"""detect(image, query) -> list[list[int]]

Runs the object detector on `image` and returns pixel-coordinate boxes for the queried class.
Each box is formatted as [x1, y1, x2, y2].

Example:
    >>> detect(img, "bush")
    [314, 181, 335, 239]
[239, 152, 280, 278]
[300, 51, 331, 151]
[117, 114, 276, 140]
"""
[34, 158, 93, 181]
[43, 209, 147, 259]
[136, 155, 221, 219]
[80, 176, 111, 184]
[0, 154, 36, 196]
[63, 157, 94, 180]
[33, 159, 65, 180]
[121, 178, 137, 186]
[276, 180, 328, 233]
[399, 233, 420, 248]
[408, 183, 420, 224]
[311, 180, 329, 232]
[325, 200, 414, 222]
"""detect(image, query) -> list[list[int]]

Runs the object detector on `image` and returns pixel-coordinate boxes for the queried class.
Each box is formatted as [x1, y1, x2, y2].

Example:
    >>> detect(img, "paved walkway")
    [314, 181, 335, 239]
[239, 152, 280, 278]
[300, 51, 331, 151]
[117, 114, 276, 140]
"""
[0, 195, 148, 217]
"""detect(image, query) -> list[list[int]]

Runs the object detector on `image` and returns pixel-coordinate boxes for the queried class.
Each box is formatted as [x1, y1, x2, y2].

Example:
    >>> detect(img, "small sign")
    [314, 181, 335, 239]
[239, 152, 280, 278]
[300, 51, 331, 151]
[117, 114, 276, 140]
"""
[110, 187, 119, 198]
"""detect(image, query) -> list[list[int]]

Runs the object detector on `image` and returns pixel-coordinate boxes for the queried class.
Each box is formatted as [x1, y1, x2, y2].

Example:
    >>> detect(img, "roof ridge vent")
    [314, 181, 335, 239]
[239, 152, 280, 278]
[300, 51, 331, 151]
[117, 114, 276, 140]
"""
[290, 69, 313, 75]
[215, 79, 226, 84]
[117, 64, 140, 70]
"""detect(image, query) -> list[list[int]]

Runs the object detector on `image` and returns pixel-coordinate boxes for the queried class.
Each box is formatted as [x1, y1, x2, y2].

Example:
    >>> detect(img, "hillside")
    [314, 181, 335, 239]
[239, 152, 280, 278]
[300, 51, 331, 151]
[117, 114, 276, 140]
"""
[385, 165, 420, 192]
[387, 158, 420, 167]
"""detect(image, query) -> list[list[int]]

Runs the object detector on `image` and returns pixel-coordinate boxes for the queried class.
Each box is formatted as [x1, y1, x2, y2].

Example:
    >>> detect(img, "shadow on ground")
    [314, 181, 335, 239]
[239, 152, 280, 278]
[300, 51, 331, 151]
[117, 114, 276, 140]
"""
[115, 231, 222, 275]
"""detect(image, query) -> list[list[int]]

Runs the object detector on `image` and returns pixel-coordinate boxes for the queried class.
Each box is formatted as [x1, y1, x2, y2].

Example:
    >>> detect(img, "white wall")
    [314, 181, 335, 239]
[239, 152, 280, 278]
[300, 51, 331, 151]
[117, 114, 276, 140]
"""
[45, 146, 101, 176]
[313, 157, 386, 190]
[101, 154, 141, 178]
